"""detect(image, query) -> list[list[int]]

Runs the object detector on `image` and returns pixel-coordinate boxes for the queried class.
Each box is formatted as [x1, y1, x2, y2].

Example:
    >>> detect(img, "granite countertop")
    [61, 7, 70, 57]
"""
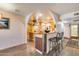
[44, 31, 56, 34]
[34, 34, 42, 38]
[34, 32, 56, 38]
[34, 31, 56, 34]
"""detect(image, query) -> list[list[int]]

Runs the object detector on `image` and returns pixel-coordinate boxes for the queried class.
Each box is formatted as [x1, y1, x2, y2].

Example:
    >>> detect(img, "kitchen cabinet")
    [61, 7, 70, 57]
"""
[34, 32, 57, 55]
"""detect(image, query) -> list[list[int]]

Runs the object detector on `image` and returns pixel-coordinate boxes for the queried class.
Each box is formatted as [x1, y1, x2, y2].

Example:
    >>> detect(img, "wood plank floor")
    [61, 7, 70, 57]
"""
[0, 39, 79, 56]
[0, 42, 35, 56]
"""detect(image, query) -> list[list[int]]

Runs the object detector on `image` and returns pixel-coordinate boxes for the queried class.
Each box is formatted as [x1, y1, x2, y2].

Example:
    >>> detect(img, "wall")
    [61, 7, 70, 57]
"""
[56, 21, 64, 33]
[0, 9, 25, 50]
[53, 13, 64, 33]
[49, 11, 62, 32]
[64, 23, 70, 38]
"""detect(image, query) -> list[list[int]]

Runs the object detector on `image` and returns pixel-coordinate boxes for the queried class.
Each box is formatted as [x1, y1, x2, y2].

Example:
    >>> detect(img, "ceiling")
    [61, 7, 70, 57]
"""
[0, 3, 79, 16]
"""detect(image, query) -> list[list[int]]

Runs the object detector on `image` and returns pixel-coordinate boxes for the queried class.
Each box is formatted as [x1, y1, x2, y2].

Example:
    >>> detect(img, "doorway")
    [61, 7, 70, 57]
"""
[66, 24, 79, 48]
[70, 24, 78, 41]
[27, 15, 34, 42]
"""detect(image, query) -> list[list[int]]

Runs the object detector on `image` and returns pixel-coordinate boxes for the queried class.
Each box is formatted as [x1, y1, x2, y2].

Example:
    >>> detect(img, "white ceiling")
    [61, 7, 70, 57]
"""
[0, 3, 79, 16]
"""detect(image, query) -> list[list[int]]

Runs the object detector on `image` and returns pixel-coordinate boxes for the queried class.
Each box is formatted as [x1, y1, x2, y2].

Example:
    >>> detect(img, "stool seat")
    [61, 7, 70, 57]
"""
[49, 37, 56, 42]
[49, 37, 61, 42]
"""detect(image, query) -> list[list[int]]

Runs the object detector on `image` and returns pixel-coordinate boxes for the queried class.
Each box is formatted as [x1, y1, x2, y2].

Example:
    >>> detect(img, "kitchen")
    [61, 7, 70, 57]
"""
[27, 11, 64, 55]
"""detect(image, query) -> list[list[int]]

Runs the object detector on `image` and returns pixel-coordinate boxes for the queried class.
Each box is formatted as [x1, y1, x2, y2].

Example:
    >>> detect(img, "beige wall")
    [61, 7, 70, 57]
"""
[0, 9, 25, 50]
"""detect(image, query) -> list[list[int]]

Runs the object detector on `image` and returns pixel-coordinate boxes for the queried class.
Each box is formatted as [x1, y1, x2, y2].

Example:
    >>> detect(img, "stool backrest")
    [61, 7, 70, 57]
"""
[56, 32, 64, 40]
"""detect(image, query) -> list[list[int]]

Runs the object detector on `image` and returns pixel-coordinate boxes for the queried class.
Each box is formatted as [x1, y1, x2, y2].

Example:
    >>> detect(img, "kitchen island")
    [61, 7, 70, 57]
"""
[34, 32, 57, 55]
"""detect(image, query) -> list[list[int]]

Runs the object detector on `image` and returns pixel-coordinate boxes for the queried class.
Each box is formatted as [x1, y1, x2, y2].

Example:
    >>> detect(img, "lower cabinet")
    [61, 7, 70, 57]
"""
[35, 37, 42, 52]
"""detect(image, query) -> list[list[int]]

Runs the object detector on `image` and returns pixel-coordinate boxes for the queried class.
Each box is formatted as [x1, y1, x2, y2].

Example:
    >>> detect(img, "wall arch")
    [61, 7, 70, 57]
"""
[25, 11, 58, 43]
[25, 12, 33, 43]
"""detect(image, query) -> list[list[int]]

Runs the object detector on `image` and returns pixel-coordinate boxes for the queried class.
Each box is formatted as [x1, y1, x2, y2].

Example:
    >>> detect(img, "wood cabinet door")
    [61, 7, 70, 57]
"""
[35, 37, 42, 51]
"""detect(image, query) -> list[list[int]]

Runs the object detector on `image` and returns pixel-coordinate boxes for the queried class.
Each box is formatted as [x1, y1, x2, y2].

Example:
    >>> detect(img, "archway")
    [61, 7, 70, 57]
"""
[27, 14, 35, 41]
[25, 11, 56, 43]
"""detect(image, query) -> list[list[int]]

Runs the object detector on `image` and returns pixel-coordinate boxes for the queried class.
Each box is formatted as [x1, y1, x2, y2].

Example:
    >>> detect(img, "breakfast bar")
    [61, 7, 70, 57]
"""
[34, 32, 57, 55]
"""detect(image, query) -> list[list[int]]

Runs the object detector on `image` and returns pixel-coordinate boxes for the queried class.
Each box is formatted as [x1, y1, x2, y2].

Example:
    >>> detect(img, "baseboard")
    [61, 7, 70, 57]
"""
[0, 43, 27, 51]
[64, 37, 70, 39]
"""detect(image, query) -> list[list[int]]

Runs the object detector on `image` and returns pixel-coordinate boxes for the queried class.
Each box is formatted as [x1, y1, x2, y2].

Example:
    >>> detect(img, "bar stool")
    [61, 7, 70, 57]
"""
[49, 32, 64, 55]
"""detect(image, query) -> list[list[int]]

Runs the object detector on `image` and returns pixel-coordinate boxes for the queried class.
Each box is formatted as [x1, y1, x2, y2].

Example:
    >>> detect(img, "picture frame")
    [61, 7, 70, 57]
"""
[0, 17, 9, 29]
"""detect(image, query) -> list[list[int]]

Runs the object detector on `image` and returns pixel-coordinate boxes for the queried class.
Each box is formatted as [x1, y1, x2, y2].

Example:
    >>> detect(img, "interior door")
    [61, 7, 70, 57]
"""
[70, 24, 78, 40]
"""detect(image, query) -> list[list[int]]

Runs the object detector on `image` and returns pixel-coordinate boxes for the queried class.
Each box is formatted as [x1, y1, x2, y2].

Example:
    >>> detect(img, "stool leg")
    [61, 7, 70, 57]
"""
[54, 41, 57, 56]
[49, 41, 51, 52]
[61, 40, 63, 50]
[52, 42, 57, 55]
[56, 41, 60, 56]
[52, 42, 53, 50]
[56, 42, 59, 56]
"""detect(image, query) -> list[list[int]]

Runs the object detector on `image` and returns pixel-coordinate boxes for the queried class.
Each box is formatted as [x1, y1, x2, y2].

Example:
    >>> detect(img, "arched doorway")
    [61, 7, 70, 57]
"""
[26, 11, 56, 44]
[27, 14, 35, 42]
